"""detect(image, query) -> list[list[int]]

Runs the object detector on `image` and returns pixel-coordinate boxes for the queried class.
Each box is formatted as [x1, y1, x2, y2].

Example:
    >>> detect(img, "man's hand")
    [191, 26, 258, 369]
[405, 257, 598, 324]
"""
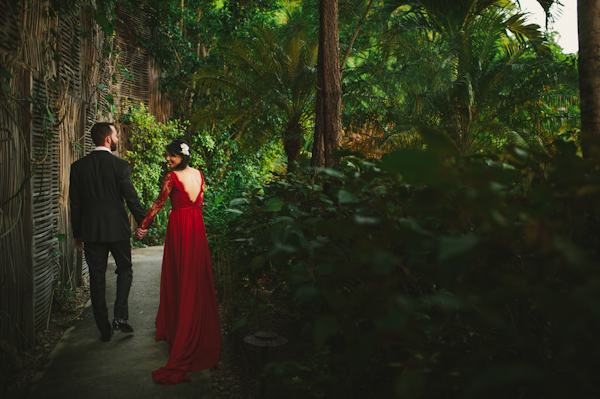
[74, 238, 84, 252]
[136, 228, 148, 239]
[134, 228, 148, 240]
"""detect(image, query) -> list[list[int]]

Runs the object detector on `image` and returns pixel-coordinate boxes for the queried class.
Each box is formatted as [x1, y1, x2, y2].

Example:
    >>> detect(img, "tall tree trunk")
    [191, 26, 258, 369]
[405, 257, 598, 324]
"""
[578, 0, 600, 157]
[311, 0, 342, 168]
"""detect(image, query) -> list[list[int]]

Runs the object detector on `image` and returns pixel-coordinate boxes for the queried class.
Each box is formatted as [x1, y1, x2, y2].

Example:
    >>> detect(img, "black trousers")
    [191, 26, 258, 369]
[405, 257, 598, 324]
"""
[84, 240, 133, 334]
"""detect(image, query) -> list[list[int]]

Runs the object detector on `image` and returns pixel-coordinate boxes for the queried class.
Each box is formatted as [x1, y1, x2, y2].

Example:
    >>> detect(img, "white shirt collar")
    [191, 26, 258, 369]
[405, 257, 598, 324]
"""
[94, 146, 112, 152]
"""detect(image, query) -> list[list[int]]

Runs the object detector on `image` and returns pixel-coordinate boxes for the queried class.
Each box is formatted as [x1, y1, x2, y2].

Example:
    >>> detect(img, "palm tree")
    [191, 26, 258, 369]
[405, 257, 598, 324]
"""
[513, 0, 600, 158]
[433, 5, 548, 154]
[191, 18, 318, 170]
[344, 0, 551, 155]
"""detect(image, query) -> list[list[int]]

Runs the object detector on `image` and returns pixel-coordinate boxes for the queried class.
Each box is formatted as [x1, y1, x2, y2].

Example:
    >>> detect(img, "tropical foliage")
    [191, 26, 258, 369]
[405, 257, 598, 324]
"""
[221, 137, 600, 398]
[113, 0, 590, 397]
[123, 104, 281, 245]
[123, 104, 184, 244]
[127, 0, 579, 165]
[342, 0, 579, 157]
[191, 16, 319, 169]
[134, 0, 282, 118]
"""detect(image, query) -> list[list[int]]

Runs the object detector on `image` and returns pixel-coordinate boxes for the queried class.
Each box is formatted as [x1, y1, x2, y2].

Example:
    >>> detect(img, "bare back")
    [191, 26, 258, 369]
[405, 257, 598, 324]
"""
[172, 167, 203, 203]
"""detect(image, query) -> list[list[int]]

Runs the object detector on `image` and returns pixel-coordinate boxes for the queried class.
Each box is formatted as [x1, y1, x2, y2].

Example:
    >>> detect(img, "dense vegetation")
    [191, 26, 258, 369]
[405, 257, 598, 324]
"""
[223, 137, 600, 398]
[117, 0, 596, 397]
[123, 104, 281, 245]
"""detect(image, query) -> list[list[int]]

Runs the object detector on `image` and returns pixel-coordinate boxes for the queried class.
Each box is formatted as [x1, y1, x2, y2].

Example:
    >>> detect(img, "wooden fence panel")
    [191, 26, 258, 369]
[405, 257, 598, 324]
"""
[0, 1, 37, 364]
[0, 1, 171, 375]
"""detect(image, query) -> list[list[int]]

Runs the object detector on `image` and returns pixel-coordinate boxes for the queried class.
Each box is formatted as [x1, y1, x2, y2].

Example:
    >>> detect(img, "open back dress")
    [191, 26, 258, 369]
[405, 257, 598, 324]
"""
[139, 170, 220, 385]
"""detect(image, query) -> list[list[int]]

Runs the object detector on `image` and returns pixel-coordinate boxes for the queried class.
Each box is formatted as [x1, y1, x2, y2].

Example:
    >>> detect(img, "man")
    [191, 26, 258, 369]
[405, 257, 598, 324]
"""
[70, 122, 148, 342]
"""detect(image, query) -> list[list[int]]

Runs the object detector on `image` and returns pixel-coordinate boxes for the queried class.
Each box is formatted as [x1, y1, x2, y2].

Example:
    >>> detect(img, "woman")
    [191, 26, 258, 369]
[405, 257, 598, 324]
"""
[135, 139, 220, 385]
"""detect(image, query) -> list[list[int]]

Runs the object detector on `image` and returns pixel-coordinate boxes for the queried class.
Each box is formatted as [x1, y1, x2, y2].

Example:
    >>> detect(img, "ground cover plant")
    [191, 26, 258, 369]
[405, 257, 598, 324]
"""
[220, 132, 600, 398]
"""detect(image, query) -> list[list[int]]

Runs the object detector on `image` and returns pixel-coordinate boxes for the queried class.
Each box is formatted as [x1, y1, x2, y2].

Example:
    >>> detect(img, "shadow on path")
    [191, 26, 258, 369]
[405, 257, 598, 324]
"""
[25, 245, 211, 399]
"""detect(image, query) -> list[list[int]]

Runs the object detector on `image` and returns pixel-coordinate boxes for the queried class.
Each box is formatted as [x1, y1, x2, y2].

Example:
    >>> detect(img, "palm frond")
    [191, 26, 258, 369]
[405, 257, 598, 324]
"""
[190, 17, 318, 168]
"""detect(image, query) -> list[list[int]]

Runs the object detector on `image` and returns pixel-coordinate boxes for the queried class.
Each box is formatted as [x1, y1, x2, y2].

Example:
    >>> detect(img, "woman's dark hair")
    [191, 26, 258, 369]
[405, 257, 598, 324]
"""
[165, 139, 190, 171]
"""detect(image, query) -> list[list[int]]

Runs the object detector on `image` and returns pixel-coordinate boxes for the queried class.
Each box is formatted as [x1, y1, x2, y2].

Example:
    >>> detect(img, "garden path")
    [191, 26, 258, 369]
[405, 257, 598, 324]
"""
[24, 245, 212, 399]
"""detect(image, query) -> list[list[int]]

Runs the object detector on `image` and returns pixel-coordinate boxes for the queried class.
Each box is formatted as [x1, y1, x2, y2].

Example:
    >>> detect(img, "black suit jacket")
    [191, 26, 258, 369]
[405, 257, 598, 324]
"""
[70, 150, 146, 242]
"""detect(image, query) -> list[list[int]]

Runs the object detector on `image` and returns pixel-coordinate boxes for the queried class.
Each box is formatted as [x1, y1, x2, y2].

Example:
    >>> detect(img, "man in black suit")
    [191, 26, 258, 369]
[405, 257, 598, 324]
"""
[70, 122, 148, 342]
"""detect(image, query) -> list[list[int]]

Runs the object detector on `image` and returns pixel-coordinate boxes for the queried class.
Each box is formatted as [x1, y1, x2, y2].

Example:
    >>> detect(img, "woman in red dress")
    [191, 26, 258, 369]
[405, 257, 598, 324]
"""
[136, 139, 220, 385]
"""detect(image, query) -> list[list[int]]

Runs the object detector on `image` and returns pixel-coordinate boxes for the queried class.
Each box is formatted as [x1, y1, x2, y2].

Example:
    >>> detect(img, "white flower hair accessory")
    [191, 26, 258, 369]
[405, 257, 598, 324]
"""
[180, 143, 190, 156]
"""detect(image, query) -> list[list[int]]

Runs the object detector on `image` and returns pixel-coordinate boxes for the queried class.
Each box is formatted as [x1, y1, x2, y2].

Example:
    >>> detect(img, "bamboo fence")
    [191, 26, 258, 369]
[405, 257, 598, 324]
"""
[0, 0, 171, 374]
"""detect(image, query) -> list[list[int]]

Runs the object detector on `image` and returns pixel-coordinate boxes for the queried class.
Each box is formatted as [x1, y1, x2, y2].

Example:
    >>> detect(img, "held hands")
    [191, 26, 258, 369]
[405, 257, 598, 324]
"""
[134, 227, 148, 240]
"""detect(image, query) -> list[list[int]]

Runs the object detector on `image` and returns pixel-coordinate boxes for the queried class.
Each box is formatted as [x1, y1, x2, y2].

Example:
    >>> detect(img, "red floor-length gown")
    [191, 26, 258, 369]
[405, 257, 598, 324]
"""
[138, 170, 221, 385]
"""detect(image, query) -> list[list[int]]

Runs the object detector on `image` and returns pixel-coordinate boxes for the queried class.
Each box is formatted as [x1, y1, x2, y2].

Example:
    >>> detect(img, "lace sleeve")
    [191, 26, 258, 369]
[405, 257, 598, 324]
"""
[138, 172, 174, 229]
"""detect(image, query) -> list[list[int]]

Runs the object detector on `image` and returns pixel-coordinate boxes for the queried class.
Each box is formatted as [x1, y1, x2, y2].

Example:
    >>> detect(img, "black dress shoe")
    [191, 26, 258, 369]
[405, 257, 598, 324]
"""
[112, 318, 134, 333]
[101, 328, 114, 342]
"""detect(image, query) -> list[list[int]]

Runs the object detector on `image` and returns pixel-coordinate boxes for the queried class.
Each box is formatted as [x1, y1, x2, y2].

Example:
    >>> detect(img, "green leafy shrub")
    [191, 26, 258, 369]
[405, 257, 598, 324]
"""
[124, 103, 282, 246]
[123, 104, 183, 245]
[193, 132, 284, 328]
[222, 137, 600, 398]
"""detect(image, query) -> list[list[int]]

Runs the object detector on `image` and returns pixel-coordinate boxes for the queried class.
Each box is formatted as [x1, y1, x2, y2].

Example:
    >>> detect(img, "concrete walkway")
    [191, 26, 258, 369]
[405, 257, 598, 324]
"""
[25, 245, 212, 399]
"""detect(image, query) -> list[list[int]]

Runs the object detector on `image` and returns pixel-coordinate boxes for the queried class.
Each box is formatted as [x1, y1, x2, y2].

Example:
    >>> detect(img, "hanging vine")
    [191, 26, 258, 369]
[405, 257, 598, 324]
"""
[0, 0, 119, 235]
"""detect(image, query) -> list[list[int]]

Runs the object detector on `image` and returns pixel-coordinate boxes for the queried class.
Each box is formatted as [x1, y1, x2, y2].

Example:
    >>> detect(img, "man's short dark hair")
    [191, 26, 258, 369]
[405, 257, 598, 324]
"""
[90, 122, 115, 146]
